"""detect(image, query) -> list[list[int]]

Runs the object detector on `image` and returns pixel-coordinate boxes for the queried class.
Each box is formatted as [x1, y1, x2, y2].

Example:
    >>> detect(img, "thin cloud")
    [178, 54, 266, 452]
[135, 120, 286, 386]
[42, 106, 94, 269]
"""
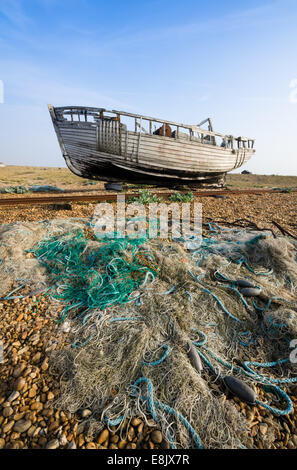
[0, 0, 287, 58]
[61, 1, 287, 59]
[0, 0, 31, 29]
[0, 59, 134, 109]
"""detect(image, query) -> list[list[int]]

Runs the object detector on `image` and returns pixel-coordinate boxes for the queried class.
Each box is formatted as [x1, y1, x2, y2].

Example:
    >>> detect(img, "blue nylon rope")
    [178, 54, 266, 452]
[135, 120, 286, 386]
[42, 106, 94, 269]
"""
[131, 377, 203, 449]
[193, 331, 295, 416]
[141, 345, 171, 366]
[104, 415, 124, 426]
[194, 281, 242, 323]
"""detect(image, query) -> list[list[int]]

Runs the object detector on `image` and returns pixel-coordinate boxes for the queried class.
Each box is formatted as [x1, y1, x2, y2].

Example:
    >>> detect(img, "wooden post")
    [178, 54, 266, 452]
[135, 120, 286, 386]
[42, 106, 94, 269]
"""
[125, 131, 128, 160]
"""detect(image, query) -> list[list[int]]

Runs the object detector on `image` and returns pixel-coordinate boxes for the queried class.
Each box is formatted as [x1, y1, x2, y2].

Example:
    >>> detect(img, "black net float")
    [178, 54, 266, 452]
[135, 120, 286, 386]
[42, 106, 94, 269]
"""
[235, 279, 255, 288]
[224, 375, 256, 404]
[240, 287, 261, 297]
[185, 341, 203, 373]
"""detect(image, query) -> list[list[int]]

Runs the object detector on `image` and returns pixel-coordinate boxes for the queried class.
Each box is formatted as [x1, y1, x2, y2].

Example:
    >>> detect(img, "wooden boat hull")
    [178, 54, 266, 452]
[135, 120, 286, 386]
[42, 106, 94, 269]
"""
[49, 105, 255, 187]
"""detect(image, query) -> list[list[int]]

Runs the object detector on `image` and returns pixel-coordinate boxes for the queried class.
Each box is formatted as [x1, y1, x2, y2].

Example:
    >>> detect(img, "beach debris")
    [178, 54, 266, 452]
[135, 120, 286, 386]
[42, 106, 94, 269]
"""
[47, 203, 72, 211]
[104, 182, 122, 191]
[29, 185, 65, 193]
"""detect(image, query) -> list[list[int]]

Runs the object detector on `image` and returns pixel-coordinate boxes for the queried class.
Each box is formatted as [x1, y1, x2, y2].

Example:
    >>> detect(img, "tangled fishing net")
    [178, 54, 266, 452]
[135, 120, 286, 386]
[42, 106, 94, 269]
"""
[1, 218, 297, 449]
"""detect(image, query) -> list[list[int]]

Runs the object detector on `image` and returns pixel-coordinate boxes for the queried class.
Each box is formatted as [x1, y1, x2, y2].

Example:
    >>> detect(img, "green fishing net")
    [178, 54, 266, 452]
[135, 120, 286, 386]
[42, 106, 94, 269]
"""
[31, 228, 159, 321]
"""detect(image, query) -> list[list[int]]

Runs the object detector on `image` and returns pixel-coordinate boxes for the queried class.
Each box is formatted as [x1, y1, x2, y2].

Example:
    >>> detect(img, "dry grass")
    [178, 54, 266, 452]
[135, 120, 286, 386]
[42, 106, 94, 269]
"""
[226, 173, 297, 189]
[0, 165, 103, 189]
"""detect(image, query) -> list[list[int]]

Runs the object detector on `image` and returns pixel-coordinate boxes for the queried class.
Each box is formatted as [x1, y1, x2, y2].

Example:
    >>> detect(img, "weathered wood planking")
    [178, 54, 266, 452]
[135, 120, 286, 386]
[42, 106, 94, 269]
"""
[61, 136, 251, 171]
[60, 129, 251, 167]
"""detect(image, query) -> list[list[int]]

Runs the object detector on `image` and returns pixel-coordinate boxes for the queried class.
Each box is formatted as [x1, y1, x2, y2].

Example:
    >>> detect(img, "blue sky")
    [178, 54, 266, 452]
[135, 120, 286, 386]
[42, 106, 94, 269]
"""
[0, 0, 297, 174]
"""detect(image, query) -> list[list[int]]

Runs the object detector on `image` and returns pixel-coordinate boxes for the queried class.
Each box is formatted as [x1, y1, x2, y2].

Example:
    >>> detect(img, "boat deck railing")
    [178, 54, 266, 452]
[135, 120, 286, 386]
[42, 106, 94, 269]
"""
[51, 106, 255, 150]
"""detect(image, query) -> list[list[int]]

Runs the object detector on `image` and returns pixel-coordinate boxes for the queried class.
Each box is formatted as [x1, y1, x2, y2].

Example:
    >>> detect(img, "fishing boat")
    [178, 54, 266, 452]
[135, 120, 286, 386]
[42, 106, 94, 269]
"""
[48, 105, 255, 188]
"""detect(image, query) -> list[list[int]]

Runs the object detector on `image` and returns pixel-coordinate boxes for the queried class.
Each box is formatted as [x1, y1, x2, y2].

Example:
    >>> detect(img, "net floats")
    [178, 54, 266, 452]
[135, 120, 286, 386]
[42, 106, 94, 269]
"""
[240, 287, 262, 297]
[185, 341, 203, 373]
[235, 279, 256, 288]
[224, 375, 256, 404]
